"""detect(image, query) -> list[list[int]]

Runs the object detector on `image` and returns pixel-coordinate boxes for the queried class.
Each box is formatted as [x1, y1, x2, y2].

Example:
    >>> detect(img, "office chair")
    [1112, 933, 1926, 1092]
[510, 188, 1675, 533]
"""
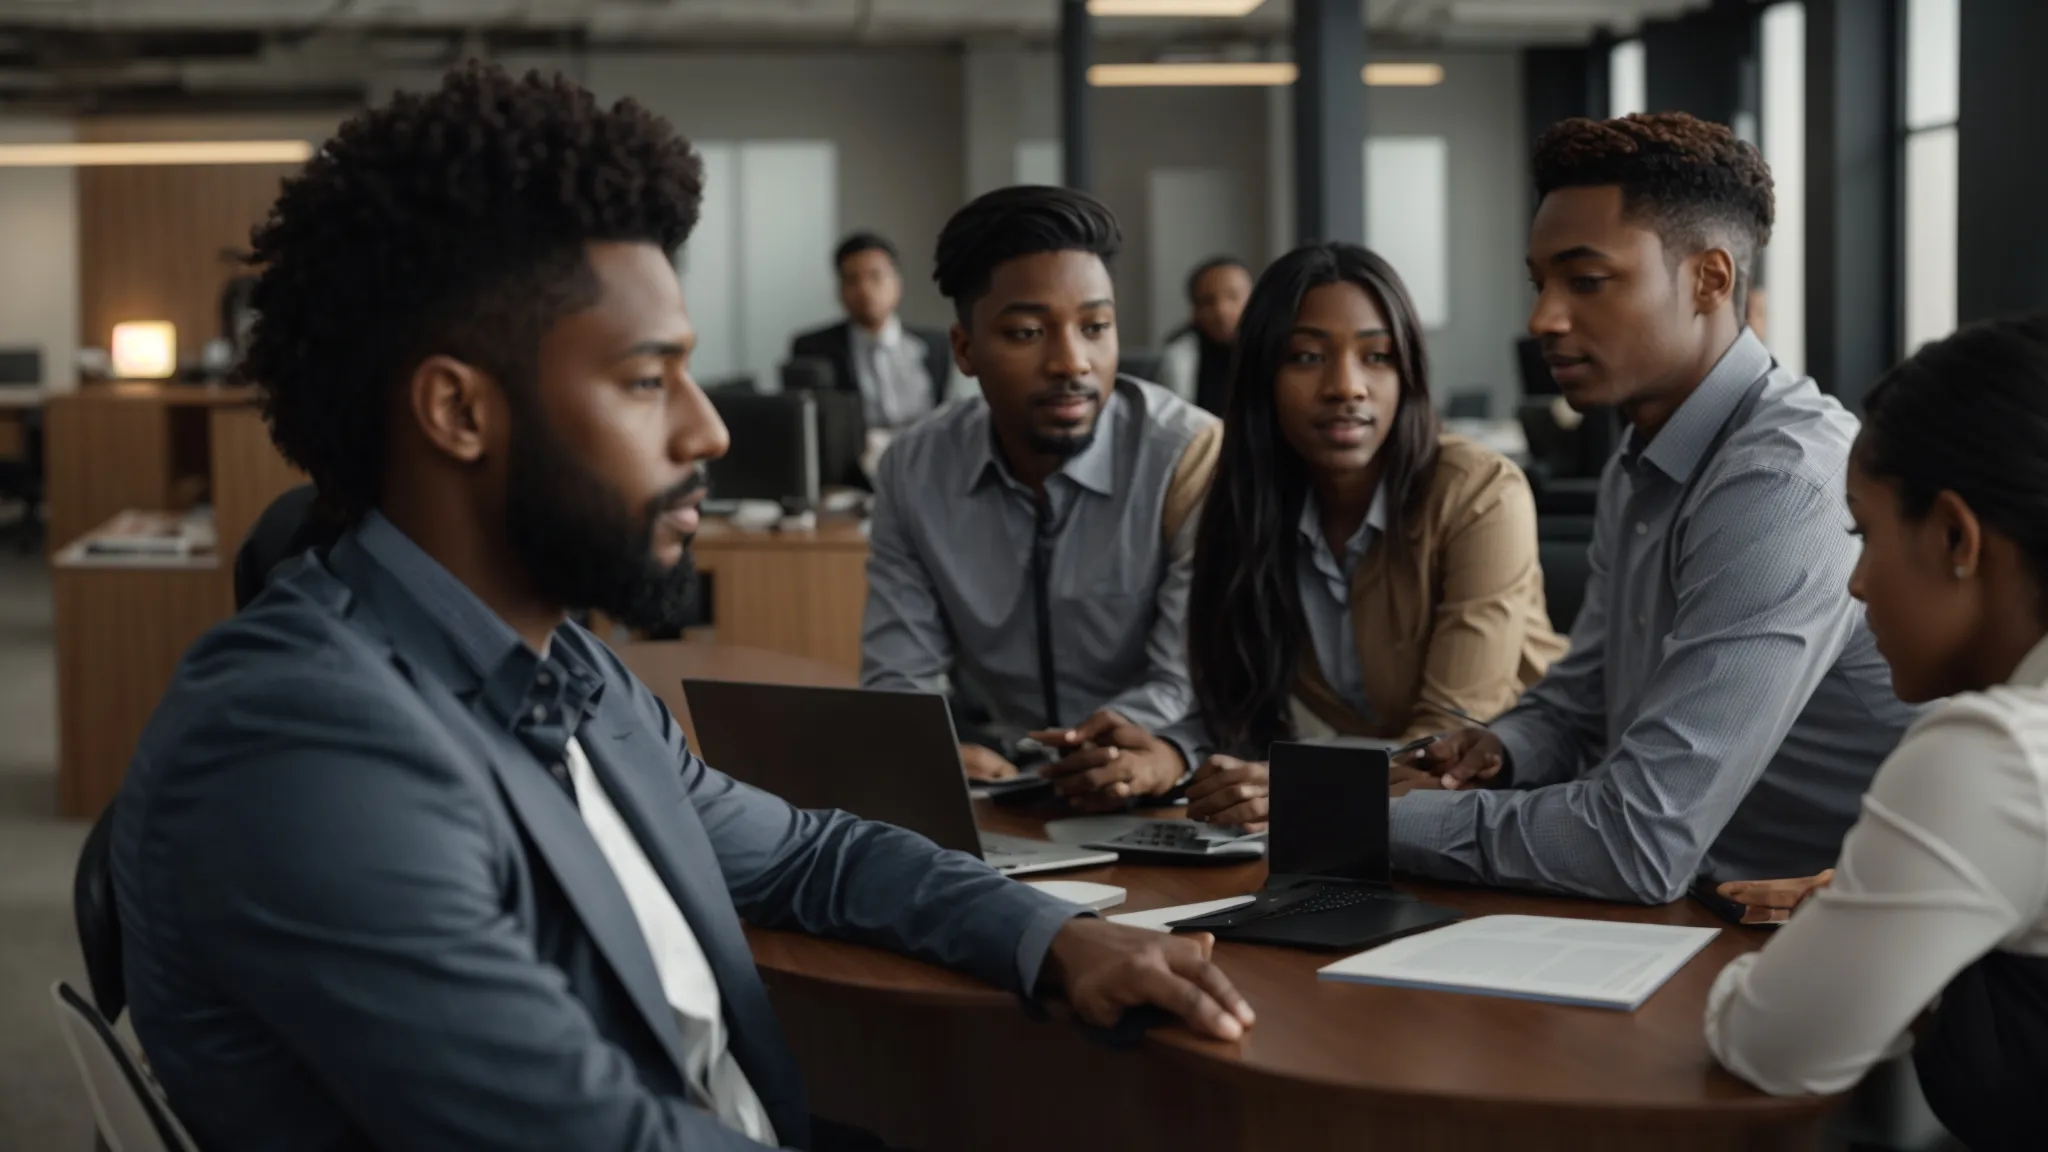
[0, 345, 45, 552]
[698, 374, 758, 396]
[69, 803, 202, 1150]
[1536, 514, 1595, 633]
[780, 356, 836, 393]
[50, 983, 201, 1152]
[74, 805, 126, 1021]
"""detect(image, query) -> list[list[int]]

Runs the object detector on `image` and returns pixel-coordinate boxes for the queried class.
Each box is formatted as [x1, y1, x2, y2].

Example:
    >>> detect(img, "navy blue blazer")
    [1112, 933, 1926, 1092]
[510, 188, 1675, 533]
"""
[110, 513, 1078, 1151]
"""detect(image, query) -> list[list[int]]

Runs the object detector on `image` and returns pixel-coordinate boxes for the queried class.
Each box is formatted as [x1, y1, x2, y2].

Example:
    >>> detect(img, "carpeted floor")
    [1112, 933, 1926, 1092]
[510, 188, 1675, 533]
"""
[0, 543, 94, 1151]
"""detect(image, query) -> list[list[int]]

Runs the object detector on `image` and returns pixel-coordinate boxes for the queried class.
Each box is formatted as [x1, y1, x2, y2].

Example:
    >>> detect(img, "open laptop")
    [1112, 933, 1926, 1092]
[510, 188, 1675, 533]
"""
[680, 679, 1117, 877]
[1168, 742, 1461, 949]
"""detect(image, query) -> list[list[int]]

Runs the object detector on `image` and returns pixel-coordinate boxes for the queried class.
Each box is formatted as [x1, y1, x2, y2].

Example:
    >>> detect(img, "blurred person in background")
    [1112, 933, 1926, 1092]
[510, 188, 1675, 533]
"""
[1158, 255, 1252, 415]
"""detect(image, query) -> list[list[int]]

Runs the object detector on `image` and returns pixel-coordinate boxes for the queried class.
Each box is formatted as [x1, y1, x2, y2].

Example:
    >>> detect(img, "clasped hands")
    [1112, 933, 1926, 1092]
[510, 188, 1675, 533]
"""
[958, 710, 1189, 810]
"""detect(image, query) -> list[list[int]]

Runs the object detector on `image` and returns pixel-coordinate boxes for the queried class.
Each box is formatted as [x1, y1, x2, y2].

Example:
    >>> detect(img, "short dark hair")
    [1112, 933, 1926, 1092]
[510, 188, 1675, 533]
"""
[1185, 255, 1249, 302]
[932, 184, 1121, 326]
[1532, 112, 1774, 307]
[834, 231, 897, 272]
[1860, 313, 2048, 594]
[1187, 243, 1441, 756]
[243, 62, 704, 525]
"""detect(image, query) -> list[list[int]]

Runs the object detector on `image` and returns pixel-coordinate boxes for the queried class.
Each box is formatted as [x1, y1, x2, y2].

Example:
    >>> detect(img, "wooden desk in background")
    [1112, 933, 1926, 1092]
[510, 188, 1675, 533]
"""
[51, 542, 228, 818]
[618, 642, 1839, 1152]
[46, 384, 305, 819]
[39, 382, 291, 551]
[690, 517, 868, 676]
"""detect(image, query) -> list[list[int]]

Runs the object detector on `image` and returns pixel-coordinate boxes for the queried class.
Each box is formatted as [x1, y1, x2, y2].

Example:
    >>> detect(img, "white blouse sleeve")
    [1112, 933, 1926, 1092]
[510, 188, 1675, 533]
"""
[1704, 691, 2048, 1096]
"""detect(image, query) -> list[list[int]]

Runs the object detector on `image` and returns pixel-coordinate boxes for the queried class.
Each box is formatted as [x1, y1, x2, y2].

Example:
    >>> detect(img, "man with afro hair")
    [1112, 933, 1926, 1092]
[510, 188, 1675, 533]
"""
[109, 64, 1252, 1152]
[1403, 112, 1921, 905]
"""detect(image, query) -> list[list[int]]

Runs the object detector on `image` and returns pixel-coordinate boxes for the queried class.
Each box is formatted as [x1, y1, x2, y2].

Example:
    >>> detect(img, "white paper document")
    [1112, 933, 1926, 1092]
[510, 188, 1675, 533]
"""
[1107, 895, 1256, 933]
[1317, 915, 1720, 1011]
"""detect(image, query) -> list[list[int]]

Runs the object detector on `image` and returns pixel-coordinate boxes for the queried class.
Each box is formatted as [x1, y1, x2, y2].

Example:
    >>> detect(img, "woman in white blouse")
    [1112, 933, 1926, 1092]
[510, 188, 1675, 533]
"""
[1704, 313, 2048, 1150]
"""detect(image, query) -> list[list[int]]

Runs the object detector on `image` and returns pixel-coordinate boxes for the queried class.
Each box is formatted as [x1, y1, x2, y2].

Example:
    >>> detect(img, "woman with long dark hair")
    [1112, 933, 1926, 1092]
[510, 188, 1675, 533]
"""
[1173, 242, 1565, 828]
[1706, 315, 2048, 1150]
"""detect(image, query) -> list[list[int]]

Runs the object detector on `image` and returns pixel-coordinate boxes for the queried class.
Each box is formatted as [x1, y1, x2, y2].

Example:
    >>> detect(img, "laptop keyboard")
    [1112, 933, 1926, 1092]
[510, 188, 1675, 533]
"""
[1102, 822, 1264, 853]
[1282, 885, 1384, 917]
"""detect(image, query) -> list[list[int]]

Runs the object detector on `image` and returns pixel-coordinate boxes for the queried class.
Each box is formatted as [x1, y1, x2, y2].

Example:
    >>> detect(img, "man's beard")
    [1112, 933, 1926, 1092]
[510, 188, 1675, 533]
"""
[504, 410, 703, 634]
[1025, 383, 1102, 459]
[1026, 427, 1097, 459]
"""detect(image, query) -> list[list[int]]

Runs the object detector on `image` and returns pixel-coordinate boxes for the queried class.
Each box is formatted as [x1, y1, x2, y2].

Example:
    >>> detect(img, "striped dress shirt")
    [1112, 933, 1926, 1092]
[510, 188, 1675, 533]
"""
[1390, 329, 1925, 903]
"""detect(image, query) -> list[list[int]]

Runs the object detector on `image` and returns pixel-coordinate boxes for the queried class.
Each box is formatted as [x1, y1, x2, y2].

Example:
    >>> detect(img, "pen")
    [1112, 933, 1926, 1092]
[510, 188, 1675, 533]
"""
[1389, 734, 1440, 759]
[1390, 710, 1496, 762]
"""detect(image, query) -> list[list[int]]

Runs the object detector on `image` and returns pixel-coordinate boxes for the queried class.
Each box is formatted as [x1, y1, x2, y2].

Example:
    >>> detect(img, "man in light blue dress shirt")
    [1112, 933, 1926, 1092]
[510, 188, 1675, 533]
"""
[1407, 113, 1922, 904]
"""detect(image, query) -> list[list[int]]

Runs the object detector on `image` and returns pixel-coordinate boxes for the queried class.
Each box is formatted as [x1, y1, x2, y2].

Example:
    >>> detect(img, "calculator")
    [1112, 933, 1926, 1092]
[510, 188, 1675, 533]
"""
[1081, 821, 1268, 863]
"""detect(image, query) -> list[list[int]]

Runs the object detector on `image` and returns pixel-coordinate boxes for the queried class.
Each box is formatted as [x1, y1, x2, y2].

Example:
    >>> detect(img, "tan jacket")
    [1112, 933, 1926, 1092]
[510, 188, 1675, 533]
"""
[1293, 435, 1567, 743]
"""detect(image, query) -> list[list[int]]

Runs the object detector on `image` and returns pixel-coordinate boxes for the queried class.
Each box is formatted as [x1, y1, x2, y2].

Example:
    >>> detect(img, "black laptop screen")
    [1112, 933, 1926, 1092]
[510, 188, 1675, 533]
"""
[1266, 742, 1389, 882]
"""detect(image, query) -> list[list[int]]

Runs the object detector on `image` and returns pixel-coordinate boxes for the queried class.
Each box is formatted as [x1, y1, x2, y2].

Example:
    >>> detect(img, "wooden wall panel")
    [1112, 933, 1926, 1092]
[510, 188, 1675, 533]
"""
[76, 160, 295, 354]
[42, 390, 172, 548]
[73, 114, 341, 358]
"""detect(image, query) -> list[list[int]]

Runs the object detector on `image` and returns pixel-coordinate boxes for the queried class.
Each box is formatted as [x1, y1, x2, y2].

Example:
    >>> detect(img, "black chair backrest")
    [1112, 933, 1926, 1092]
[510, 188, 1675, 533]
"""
[232, 485, 323, 611]
[74, 805, 125, 1021]
[1537, 514, 1598, 634]
[779, 356, 836, 393]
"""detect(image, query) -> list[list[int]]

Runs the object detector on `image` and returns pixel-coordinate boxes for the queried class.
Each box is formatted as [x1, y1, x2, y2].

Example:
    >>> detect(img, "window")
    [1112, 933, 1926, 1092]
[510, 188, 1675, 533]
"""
[1014, 140, 1061, 187]
[1363, 136, 1449, 329]
[1759, 1, 1806, 375]
[677, 141, 839, 387]
[1901, 0, 1959, 354]
[1609, 39, 1646, 119]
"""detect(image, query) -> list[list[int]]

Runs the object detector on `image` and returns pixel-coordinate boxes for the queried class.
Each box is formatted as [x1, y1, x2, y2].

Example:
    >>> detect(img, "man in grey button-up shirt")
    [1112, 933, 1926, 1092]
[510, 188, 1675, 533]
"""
[1405, 112, 1922, 903]
[862, 185, 1220, 808]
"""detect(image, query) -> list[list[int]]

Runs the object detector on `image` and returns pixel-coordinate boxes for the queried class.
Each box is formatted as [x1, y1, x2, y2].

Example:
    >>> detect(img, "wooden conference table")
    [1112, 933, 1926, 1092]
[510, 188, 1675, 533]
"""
[618, 642, 1839, 1152]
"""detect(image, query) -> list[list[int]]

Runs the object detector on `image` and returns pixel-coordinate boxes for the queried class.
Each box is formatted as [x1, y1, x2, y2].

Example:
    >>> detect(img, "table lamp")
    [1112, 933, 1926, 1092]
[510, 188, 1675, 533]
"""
[110, 321, 176, 379]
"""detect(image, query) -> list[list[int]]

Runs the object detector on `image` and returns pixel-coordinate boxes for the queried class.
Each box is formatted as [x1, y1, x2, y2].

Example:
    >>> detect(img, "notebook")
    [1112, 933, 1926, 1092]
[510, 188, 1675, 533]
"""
[1317, 914, 1720, 1011]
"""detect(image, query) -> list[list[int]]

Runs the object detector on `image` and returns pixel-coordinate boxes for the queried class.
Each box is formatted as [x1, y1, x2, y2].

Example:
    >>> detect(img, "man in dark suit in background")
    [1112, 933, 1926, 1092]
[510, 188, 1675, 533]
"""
[111, 65, 1253, 1152]
[791, 232, 952, 432]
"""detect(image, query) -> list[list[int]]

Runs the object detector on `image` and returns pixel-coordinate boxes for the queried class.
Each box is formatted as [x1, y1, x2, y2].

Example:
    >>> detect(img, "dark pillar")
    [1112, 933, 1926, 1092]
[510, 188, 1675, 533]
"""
[1585, 28, 1615, 120]
[1523, 46, 1594, 142]
[1059, 0, 1092, 192]
[1958, 0, 2048, 322]
[1805, 0, 1897, 406]
[1292, 0, 1365, 245]
[1642, 3, 1755, 126]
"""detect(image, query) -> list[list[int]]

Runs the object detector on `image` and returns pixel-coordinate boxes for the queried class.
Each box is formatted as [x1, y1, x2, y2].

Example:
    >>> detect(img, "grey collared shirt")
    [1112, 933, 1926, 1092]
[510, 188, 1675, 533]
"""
[1297, 487, 1386, 718]
[1391, 330, 1925, 903]
[849, 317, 938, 430]
[861, 377, 1216, 755]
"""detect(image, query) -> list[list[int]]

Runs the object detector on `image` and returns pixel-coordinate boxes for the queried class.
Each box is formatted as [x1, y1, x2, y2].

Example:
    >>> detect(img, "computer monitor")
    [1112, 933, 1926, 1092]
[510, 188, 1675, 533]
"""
[705, 391, 820, 510]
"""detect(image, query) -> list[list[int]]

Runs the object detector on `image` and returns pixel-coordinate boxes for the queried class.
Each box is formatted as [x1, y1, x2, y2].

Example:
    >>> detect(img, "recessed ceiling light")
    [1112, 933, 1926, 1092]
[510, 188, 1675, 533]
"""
[0, 140, 315, 167]
[1086, 0, 1267, 15]
[1089, 61, 1296, 86]
[1088, 62, 1445, 88]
